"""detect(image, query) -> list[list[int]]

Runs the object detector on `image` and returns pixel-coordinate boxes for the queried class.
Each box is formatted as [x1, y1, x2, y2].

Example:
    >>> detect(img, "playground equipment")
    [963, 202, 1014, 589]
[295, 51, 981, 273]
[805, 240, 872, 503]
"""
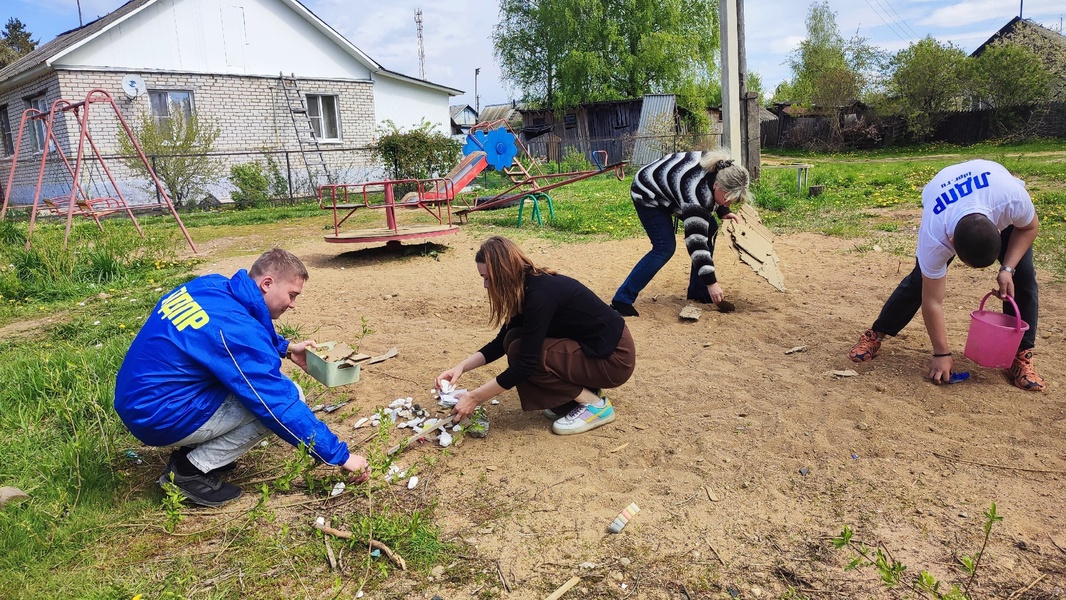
[0, 89, 197, 253]
[453, 120, 628, 225]
[316, 120, 626, 246]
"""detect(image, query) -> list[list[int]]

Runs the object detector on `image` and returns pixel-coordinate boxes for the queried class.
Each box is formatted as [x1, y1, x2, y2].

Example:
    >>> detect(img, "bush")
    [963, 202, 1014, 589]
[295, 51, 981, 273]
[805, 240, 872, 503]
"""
[229, 162, 271, 210]
[373, 120, 462, 193]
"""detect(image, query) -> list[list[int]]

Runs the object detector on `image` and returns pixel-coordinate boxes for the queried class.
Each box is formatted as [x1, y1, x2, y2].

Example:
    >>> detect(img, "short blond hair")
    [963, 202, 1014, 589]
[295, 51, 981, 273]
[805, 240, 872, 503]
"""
[699, 151, 751, 205]
[249, 248, 309, 282]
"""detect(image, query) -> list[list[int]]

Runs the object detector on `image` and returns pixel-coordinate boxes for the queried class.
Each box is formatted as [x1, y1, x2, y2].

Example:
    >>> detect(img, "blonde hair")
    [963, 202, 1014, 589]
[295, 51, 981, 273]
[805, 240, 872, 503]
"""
[699, 151, 751, 205]
[249, 248, 309, 282]
[475, 236, 555, 327]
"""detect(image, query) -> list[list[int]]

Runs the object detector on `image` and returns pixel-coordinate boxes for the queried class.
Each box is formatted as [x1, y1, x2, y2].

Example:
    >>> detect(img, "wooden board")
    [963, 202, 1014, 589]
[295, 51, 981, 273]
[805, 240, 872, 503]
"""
[725, 203, 786, 292]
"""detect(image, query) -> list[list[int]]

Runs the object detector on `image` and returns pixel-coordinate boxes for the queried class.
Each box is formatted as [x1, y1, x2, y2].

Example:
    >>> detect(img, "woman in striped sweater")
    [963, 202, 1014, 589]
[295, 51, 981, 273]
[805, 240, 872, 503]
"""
[611, 151, 752, 317]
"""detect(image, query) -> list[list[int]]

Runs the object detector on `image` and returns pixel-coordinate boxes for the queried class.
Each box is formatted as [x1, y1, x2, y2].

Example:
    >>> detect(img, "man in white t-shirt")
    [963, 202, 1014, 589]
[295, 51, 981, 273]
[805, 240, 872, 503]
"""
[847, 160, 1045, 391]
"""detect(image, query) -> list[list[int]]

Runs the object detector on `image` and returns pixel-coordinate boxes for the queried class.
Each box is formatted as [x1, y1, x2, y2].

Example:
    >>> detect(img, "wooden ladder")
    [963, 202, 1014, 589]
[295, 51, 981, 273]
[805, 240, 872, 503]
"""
[279, 73, 332, 191]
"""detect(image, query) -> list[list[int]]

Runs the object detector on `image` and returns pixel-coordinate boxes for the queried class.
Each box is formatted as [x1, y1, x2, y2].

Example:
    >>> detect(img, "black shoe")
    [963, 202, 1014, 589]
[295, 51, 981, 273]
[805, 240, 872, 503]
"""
[610, 301, 639, 317]
[206, 462, 237, 477]
[158, 453, 242, 507]
[686, 295, 713, 304]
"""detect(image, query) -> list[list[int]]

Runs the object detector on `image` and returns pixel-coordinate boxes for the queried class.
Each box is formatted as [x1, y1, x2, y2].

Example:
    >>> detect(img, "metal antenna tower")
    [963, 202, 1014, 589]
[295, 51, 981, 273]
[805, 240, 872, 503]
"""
[414, 8, 426, 79]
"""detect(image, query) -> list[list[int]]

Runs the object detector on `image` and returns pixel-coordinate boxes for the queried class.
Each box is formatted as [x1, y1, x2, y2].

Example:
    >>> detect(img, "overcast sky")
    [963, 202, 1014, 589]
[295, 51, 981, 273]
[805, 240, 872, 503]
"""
[7, 0, 1066, 108]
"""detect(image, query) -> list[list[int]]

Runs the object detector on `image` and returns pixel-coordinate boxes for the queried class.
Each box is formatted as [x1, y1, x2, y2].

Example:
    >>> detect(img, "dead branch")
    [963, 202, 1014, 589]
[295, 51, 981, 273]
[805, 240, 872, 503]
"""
[315, 523, 407, 570]
[932, 452, 1066, 475]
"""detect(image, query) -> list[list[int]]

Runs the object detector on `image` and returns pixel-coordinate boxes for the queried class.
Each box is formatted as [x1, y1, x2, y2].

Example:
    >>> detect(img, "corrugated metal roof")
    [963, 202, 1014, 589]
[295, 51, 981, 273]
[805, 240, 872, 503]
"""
[631, 94, 676, 166]
[478, 102, 522, 125]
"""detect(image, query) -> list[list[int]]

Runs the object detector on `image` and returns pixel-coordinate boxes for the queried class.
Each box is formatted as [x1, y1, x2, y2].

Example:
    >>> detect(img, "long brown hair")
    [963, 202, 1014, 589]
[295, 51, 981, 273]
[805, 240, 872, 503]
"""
[475, 236, 555, 327]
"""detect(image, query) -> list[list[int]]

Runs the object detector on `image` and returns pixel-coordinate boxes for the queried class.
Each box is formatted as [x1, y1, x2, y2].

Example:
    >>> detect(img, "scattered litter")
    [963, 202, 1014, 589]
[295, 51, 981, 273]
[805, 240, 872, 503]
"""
[323, 402, 348, 413]
[829, 369, 859, 378]
[438, 430, 453, 448]
[948, 371, 970, 384]
[353, 417, 369, 429]
[785, 345, 807, 355]
[679, 305, 703, 321]
[330, 482, 345, 497]
[439, 380, 455, 394]
[579, 562, 597, 569]
[851, 453, 859, 460]
[466, 408, 490, 438]
[384, 464, 408, 482]
[407, 476, 419, 490]
[315, 516, 325, 527]
[370, 549, 381, 558]
[799, 467, 810, 476]
[608, 502, 640, 534]
[311, 404, 325, 412]
[123, 450, 144, 465]
[355, 591, 363, 598]
[705, 486, 720, 502]
[490, 398, 500, 405]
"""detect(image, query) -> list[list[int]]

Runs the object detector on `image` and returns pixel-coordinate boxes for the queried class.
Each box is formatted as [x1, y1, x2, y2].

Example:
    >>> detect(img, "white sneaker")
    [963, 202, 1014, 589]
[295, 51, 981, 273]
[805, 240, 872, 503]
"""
[551, 397, 616, 435]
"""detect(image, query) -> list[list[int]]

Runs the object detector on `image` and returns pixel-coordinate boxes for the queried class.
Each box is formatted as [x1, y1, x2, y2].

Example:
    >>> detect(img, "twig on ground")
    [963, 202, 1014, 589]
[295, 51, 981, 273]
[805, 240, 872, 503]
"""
[495, 558, 511, 593]
[680, 583, 693, 599]
[1049, 533, 1066, 555]
[674, 489, 701, 507]
[609, 442, 629, 453]
[532, 474, 581, 501]
[932, 452, 1066, 475]
[1007, 574, 1045, 599]
[324, 537, 337, 571]
[316, 523, 407, 570]
[706, 539, 725, 565]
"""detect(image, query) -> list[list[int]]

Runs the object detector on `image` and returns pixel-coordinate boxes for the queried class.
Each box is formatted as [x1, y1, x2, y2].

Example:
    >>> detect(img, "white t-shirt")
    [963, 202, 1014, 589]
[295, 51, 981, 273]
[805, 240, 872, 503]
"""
[916, 160, 1035, 279]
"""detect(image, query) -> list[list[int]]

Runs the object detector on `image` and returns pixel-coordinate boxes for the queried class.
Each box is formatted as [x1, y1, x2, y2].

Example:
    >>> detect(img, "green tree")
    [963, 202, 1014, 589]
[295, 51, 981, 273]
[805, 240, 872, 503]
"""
[372, 120, 461, 186]
[493, 0, 719, 113]
[885, 36, 969, 141]
[970, 43, 1053, 109]
[0, 18, 38, 68]
[775, 1, 883, 107]
[117, 109, 223, 209]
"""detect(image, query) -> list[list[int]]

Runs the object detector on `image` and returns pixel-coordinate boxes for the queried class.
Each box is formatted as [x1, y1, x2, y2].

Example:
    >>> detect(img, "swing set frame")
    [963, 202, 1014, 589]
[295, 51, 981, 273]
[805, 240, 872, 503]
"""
[0, 88, 197, 253]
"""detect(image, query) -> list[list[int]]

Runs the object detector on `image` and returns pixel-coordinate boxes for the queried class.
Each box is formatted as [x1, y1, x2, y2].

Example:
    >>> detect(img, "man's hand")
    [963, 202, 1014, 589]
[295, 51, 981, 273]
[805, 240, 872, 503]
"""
[995, 269, 1015, 300]
[928, 355, 954, 384]
[342, 454, 371, 484]
[287, 340, 317, 370]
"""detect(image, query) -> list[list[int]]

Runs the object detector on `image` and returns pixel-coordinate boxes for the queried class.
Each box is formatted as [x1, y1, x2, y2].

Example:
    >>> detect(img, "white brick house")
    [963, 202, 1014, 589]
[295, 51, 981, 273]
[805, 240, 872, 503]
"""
[0, 0, 461, 206]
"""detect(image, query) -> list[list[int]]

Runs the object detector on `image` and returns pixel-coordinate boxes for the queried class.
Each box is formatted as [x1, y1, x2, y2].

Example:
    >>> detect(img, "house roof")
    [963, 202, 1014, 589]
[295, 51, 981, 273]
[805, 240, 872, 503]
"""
[971, 16, 1066, 57]
[449, 104, 475, 119]
[478, 102, 522, 124]
[0, 0, 460, 95]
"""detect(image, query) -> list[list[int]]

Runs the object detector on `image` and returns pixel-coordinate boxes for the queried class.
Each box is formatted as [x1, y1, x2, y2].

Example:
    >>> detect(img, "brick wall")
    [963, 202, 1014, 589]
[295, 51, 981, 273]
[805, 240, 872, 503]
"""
[2, 70, 378, 208]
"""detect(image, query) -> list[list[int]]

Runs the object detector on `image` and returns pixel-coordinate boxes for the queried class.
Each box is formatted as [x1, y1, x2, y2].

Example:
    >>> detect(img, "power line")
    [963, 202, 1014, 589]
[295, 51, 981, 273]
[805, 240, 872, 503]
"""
[863, 0, 909, 42]
[879, 0, 921, 39]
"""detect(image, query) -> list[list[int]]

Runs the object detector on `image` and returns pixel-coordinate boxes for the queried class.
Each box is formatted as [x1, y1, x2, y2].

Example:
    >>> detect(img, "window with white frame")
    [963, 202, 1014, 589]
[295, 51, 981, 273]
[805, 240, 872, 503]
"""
[306, 94, 340, 141]
[148, 90, 194, 127]
[27, 94, 48, 152]
[0, 106, 13, 157]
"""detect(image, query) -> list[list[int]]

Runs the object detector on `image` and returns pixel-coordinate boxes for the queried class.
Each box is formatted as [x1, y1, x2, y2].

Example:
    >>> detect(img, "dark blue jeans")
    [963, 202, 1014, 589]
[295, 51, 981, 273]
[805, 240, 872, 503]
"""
[871, 226, 1039, 351]
[613, 204, 709, 304]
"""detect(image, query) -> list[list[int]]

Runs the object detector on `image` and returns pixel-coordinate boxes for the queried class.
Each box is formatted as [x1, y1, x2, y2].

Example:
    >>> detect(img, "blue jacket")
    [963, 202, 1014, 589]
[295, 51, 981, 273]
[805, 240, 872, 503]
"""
[114, 270, 350, 466]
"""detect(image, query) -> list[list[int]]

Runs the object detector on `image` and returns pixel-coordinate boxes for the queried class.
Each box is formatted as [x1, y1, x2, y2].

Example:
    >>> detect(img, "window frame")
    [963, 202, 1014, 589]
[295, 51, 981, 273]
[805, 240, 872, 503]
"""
[305, 93, 341, 142]
[0, 105, 13, 157]
[148, 89, 194, 127]
[26, 94, 48, 153]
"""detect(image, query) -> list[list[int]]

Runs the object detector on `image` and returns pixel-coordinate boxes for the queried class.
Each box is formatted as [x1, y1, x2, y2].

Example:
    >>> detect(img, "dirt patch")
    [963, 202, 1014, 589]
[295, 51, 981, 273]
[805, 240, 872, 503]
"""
[189, 223, 1066, 598]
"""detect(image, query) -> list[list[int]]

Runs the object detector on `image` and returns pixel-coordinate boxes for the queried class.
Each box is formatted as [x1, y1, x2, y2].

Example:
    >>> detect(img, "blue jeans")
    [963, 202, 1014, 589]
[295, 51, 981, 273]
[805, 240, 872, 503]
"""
[613, 204, 708, 304]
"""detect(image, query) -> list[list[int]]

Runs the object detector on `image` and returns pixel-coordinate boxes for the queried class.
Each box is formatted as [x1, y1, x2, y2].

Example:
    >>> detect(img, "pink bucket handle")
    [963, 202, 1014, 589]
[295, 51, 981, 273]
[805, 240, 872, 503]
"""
[977, 291, 1024, 333]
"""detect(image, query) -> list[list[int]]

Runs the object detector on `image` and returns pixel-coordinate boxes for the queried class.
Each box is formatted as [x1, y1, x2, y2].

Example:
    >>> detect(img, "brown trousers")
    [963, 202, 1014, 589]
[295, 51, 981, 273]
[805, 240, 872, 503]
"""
[504, 325, 636, 411]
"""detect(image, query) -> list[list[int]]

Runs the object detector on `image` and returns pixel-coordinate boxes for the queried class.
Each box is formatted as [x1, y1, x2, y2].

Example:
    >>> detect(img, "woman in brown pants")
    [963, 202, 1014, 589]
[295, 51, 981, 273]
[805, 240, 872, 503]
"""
[436, 236, 636, 435]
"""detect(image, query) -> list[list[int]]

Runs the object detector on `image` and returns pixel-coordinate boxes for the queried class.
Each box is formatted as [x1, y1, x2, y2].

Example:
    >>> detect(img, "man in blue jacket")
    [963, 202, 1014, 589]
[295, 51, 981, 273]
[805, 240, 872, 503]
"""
[115, 248, 369, 506]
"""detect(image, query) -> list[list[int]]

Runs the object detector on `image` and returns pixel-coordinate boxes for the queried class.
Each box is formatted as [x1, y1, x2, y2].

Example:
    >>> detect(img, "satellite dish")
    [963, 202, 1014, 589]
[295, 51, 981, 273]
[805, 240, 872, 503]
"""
[121, 74, 147, 99]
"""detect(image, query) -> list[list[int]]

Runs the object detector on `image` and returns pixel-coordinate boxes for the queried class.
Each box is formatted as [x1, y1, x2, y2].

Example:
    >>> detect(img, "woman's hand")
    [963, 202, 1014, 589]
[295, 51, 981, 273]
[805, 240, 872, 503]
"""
[287, 340, 317, 370]
[342, 454, 371, 484]
[450, 390, 481, 422]
[721, 212, 739, 221]
[435, 366, 464, 392]
[706, 283, 725, 305]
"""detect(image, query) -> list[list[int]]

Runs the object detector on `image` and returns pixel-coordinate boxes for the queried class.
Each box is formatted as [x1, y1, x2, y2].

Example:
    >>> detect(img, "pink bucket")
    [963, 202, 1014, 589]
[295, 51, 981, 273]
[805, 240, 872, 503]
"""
[963, 292, 1028, 369]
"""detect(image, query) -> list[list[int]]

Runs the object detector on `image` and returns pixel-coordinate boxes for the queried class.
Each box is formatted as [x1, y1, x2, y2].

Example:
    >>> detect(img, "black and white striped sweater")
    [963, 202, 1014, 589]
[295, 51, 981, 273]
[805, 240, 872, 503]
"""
[630, 151, 731, 285]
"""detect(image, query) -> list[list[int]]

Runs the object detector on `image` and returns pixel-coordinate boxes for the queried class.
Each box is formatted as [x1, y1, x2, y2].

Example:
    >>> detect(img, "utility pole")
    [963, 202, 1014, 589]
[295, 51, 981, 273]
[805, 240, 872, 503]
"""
[77, 0, 83, 26]
[719, 0, 743, 163]
[414, 8, 426, 79]
[474, 68, 481, 114]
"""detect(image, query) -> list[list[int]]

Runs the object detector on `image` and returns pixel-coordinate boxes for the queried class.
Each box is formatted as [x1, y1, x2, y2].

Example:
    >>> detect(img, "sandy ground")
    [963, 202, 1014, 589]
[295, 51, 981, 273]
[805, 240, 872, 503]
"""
[188, 219, 1066, 599]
